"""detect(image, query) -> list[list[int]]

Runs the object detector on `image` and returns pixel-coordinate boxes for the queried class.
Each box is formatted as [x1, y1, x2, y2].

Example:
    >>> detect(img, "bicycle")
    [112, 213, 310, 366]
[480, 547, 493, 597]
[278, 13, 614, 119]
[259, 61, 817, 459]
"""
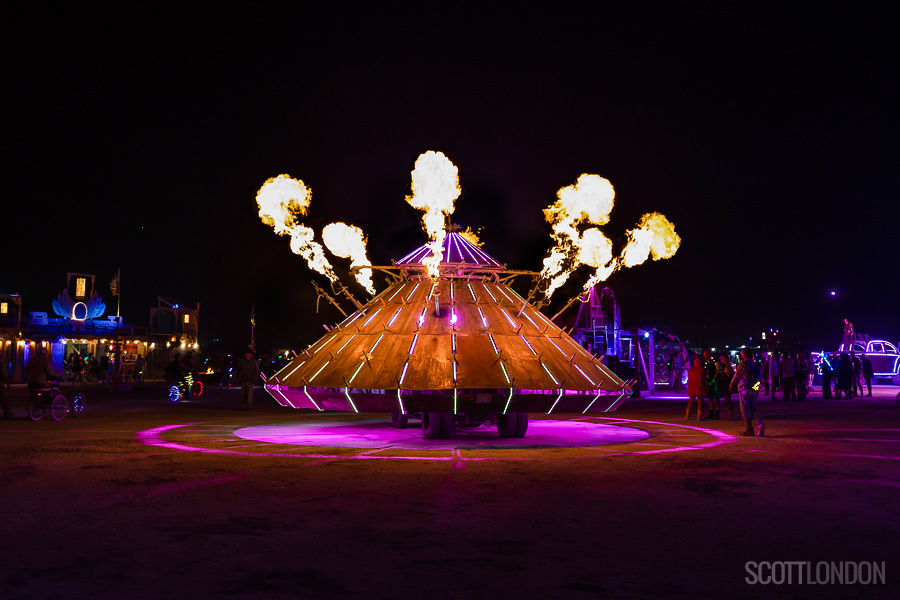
[28, 381, 85, 421]
[168, 372, 203, 402]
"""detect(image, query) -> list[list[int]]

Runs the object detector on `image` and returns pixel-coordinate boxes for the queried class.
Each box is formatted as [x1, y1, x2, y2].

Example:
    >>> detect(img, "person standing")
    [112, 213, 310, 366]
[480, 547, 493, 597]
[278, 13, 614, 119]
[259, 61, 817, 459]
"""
[0, 351, 11, 419]
[850, 351, 863, 398]
[236, 348, 259, 411]
[716, 354, 735, 420]
[780, 351, 796, 401]
[768, 352, 780, 399]
[794, 351, 810, 401]
[835, 353, 853, 399]
[861, 353, 874, 397]
[730, 348, 765, 437]
[686, 356, 706, 420]
[820, 353, 835, 399]
[702, 349, 718, 418]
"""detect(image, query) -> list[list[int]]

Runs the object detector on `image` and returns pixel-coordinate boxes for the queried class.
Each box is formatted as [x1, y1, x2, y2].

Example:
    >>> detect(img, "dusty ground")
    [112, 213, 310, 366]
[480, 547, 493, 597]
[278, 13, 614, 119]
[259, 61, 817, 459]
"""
[2, 381, 898, 599]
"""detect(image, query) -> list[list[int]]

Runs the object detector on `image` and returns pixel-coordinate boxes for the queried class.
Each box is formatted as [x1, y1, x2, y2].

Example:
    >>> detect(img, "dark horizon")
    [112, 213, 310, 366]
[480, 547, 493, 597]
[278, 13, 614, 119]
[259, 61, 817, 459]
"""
[6, 7, 899, 354]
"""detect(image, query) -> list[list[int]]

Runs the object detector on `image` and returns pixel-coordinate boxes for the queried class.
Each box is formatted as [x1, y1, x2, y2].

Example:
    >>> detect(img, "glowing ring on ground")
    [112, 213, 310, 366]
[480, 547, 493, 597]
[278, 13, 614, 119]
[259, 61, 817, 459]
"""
[136, 417, 736, 461]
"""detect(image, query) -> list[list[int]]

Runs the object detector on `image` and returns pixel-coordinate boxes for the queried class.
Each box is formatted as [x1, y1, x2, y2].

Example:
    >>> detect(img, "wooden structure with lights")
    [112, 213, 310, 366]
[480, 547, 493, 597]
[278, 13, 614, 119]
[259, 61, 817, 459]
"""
[267, 232, 631, 439]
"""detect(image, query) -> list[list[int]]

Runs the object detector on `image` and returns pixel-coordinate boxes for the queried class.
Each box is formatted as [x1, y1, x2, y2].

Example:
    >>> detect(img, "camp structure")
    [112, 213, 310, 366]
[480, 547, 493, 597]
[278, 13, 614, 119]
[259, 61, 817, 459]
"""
[266, 231, 630, 439]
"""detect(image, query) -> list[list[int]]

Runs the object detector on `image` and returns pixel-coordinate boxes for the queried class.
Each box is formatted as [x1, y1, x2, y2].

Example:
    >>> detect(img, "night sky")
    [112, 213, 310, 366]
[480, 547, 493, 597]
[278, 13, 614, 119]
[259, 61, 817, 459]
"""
[7, 6, 899, 353]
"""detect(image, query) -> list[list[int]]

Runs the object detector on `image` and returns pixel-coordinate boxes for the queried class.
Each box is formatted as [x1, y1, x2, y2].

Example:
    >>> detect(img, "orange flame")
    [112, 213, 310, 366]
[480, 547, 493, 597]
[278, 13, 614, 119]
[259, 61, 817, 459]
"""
[541, 175, 680, 297]
[256, 174, 337, 281]
[322, 222, 375, 295]
[541, 174, 616, 298]
[405, 151, 461, 277]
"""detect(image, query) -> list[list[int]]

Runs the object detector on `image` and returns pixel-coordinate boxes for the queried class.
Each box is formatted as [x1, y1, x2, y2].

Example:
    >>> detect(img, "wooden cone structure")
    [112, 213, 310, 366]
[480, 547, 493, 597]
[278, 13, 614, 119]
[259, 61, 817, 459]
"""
[267, 232, 629, 415]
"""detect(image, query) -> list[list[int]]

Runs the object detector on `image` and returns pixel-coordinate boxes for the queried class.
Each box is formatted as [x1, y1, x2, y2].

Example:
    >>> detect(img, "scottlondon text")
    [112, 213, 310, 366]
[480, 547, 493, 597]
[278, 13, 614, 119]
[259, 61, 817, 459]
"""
[745, 561, 885, 585]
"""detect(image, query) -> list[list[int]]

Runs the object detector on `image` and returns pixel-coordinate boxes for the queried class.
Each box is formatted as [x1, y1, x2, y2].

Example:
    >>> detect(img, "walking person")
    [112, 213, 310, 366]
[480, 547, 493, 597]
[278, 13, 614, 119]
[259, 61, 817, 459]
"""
[794, 351, 810, 401]
[730, 348, 765, 437]
[236, 348, 259, 411]
[861, 353, 874, 397]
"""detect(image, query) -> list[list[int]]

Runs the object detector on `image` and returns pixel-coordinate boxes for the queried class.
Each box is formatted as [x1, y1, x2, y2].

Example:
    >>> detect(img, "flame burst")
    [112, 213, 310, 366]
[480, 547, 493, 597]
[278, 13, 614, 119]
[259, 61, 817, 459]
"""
[256, 174, 337, 282]
[541, 174, 617, 298]
[541, 175, 680, 297]
[322, 222, 375, 295]
[405, 151, 461, 278]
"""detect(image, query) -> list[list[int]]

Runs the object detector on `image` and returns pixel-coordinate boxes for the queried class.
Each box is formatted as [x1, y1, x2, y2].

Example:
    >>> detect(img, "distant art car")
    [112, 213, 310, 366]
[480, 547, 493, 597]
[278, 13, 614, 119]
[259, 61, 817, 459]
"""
[838, 339, 900, 384]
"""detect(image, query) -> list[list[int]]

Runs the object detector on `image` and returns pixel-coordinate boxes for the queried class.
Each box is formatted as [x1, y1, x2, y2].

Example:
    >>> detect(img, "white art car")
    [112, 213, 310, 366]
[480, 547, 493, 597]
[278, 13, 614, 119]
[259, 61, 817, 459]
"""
[838, 339, 900, 384]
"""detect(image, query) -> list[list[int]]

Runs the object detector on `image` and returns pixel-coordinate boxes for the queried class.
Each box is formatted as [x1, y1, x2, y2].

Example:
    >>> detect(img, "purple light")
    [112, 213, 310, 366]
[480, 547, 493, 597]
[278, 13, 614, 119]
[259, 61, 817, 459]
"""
[450, 308, 458, 325]
[830, 291, 837, 296]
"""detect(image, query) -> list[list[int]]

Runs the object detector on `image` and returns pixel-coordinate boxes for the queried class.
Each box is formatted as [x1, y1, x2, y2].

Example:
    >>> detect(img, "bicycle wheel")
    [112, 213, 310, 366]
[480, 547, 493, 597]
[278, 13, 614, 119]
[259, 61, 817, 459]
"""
[28, 400, 44, 421]
[71, 393, 85, 416]
[169, 385, 182, 402]
[50, 394, 69, 421]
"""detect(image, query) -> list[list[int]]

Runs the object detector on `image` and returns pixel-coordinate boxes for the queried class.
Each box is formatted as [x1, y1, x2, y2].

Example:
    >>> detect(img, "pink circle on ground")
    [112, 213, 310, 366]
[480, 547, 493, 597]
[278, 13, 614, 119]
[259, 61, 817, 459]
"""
[232, 418, 651, 450]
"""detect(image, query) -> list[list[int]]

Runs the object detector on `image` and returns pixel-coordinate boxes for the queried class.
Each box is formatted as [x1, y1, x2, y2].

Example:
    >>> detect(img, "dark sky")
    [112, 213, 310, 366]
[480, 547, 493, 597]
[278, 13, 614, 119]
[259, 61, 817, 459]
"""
[7, 6, 899, 352]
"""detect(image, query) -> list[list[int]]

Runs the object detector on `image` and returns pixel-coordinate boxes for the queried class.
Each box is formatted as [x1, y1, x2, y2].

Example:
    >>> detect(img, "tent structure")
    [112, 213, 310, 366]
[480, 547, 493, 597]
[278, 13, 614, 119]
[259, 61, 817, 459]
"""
[266, 231, 630, 419]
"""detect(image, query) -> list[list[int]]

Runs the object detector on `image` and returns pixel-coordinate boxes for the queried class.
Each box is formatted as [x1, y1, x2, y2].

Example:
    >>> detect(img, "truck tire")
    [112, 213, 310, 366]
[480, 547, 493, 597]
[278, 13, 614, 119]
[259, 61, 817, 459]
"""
[439, 412, 454, 439]
[391, 412, 409, 428]
[497, 412, 517, 438]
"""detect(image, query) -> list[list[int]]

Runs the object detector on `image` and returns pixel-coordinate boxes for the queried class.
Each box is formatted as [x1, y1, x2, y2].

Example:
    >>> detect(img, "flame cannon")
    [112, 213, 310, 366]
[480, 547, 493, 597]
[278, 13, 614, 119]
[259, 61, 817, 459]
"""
[265, 232, 630, 439]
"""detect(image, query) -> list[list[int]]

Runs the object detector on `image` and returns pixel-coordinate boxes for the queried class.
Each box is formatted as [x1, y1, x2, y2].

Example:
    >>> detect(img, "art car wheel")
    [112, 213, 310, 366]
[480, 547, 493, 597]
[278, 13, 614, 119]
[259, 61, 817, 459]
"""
[50, 394, 69, 421]
[496, 412, 517, 438]
[513, 412, 529, 438]
[192, 381, 204, 397]
[422, 412, 453, 439]
[391, 412, 409, 428]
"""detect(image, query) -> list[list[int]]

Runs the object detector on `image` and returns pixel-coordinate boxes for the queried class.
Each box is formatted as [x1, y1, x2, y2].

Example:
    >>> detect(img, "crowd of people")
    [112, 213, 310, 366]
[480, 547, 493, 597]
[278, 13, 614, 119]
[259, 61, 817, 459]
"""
[684, 348, 764, 437]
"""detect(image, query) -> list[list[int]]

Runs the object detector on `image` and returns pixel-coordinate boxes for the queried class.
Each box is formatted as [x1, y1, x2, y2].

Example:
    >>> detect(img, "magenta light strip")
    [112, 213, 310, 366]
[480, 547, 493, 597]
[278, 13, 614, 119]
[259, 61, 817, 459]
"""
[547, 390, 564, 414]
[546, 337, 567, 357]
[449, 282, 455, 299]
[408, 334, 419, 355]
[453, 387, 458, 414]
[308, 360, 331, 383]
[363, 308, 382, 327]
[264, 384, 284, 405]
[303, 386, 323, 411]
[468, 283, 478, 302]
[399, 362, 410, 386]
[488, 333, 499, 354]
[450, 307, 458, 325]
[521, 311, 541, 331]
[518, 334, 537, 355]
[427, 283, 438, 301]
[450, 234, 462, 263]
[477, 307, 488, 327]
[500, 307, 517, 329]
[453, 362, 458, 384]
[541, 363, 560, 386]
[451, 334, 457, 354]
[274, 386, 297, 409]
[483, 284, 498, 303]
[459, 237, 481, 264]
[369, 333, 385, 354]
[418, 307, 428, 326]
[387, 307, 403, 327]
[340, 311, 365, 329]
[335, 334, 356, 354]
[502, 387, 514, 414]
[496, 285, 518, 306]
[405, 284, 419, 302]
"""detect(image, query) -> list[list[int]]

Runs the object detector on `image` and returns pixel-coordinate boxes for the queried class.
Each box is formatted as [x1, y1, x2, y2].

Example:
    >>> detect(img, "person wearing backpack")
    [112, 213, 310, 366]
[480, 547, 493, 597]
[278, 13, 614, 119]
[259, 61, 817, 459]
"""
[730, 348, 765, 437]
